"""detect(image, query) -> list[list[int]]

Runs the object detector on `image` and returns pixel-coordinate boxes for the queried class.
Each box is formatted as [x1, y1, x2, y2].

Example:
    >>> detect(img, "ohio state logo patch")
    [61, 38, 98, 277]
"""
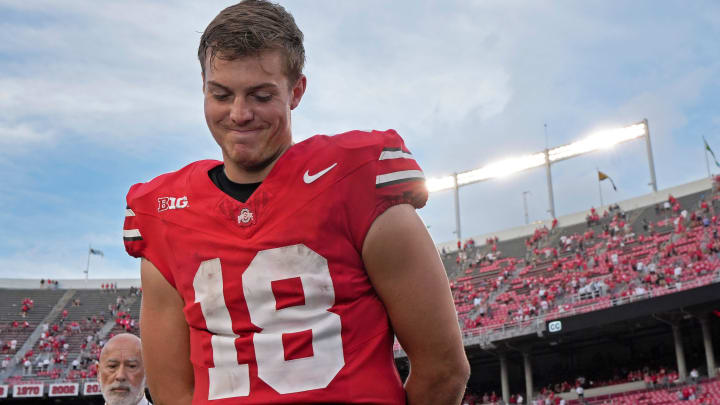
[238, 207, 255, 226]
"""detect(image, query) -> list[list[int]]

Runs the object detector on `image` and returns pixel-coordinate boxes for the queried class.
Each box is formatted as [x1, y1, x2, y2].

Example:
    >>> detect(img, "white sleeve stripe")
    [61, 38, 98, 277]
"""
[123, 229, 141, 238]
[125, 208, 135, 217]
[376, 170, 425, 186]
[379, 150, 414, 160]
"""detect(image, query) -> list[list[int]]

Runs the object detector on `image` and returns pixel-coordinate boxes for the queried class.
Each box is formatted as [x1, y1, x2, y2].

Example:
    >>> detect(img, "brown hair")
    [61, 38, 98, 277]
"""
[198, 0, 305, 84]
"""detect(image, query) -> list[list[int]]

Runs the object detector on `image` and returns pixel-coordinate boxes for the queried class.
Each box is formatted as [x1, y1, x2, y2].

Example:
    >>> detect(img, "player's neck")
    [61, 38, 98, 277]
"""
[224, 163, 271, 184]
[224, 144, 293, 183]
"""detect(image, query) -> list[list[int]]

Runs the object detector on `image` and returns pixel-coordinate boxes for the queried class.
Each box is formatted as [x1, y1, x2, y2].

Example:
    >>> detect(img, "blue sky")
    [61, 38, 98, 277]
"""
[1, 0, 719, 279]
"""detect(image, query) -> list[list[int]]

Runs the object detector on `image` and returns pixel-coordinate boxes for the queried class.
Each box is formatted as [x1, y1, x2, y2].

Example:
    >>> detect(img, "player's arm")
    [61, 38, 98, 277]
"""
[362, 204, 470, 405]
[140, 258, 194, 405]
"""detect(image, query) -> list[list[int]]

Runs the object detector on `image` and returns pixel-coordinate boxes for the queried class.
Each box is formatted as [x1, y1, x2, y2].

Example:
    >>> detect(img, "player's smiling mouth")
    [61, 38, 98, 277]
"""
[225, 126, 265, 134]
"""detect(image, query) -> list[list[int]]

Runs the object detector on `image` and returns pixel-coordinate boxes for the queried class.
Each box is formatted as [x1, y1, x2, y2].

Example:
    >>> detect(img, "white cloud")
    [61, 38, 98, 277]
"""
[0, 0, 219, 157]
[0, 122, 54, 145]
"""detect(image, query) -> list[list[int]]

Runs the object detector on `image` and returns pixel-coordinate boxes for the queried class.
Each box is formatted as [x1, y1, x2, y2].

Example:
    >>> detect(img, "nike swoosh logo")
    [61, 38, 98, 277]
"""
[303, 163, 338, 184]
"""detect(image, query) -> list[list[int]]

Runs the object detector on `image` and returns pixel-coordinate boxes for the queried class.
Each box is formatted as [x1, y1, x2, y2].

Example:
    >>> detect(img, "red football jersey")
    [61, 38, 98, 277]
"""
[123, 130, 428, 404]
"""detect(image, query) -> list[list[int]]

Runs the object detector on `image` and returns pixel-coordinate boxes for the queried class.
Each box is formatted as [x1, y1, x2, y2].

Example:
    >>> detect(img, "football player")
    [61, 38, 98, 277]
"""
[124, 1, 469, 404]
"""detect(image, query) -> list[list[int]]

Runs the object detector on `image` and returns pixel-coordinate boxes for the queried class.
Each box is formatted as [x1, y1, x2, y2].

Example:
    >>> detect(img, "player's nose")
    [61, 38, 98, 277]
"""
[229, 97, 253, 125]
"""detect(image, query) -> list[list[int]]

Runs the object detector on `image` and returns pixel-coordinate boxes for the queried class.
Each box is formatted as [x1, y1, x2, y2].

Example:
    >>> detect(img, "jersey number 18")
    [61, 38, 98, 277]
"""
[192, 244, 345, 400]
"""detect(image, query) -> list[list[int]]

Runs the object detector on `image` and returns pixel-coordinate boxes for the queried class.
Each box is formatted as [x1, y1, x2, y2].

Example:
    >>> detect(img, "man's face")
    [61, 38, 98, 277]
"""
[98, 340, 145, 405]
[203, 50, 306, 179]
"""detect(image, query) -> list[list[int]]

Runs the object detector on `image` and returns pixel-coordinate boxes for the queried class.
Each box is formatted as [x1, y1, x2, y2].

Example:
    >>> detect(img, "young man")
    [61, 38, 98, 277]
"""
[98, 333, 149, 405]
[124, 1, 469, 404]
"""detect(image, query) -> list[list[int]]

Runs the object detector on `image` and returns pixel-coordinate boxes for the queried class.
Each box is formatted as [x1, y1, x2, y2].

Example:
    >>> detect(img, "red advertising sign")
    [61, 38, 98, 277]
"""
[83, 381, 102, 396]
[12, 383, 43, 398]
[0, 385, 8, 398]
[49, 383, 79, 397]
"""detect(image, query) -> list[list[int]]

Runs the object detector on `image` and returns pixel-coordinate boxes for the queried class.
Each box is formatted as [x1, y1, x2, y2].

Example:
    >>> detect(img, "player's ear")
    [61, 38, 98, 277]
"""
[290, 74, 306, 110]
[201, 72, 206, 93]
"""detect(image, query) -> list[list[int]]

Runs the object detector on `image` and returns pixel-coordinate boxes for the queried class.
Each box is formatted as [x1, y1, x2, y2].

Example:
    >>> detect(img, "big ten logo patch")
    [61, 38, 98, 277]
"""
[158, 196, 189, 212]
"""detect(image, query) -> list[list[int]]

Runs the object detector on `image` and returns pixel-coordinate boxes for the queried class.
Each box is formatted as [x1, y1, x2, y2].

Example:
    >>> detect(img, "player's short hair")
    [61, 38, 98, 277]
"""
[198, 0, 305, 85]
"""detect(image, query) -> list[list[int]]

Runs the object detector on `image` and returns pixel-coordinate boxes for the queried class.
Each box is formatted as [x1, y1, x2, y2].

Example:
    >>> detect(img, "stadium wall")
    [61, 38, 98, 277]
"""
[436, 176, 713, 252]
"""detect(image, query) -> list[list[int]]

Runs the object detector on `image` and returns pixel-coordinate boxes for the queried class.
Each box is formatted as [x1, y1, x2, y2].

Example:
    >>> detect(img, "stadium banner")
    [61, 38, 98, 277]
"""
[0, 385, 8, 398]
[12, 383, 43, 398]
[83, 381, 102, 396]
[49, 382, 79, 397]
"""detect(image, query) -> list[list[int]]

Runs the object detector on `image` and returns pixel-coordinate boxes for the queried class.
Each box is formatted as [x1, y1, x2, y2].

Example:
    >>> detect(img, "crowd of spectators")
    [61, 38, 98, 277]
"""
[39, 279, 60, 289]
[101, 282, 117, 292]
[0, 336, 18, 354]
[452, 186, 720, 404]
[449, 190, 720, 336]
[20, 297, 33, 318]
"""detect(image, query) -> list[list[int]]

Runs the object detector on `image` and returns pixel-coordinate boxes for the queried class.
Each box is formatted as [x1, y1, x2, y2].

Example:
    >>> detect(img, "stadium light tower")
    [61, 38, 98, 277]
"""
[426, 119, 657, 241]
[522, 191, 531, 225]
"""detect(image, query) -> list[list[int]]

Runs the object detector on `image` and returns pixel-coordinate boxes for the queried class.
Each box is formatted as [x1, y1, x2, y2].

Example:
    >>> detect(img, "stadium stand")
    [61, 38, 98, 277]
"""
[0, 284, 140, 403]
[428, 178, 720, 404]
[0, 289, 67, 361]
[447, 185, 720, 338]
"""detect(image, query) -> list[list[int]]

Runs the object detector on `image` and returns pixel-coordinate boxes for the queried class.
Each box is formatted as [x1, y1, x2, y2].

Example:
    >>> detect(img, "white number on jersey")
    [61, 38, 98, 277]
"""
[193, 244, 345, 400]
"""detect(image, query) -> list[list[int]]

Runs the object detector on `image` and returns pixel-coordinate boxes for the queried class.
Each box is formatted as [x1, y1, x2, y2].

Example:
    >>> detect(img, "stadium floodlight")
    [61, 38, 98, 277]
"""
[425, 152, 548, 193]
[457, 152, 547, 185]
[549, 122, 647, 163]
[426, 122, 648, 193]
[423, 119, 656, 241]
[426, 175, 456, 193]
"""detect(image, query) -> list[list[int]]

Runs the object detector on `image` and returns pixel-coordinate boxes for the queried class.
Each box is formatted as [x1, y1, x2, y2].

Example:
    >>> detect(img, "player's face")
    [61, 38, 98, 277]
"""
[203, 50, 306, 180]
[98, 341, 145, 405]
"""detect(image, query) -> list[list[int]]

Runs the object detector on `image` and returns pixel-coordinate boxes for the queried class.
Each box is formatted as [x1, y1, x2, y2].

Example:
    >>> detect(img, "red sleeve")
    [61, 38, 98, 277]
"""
[123, 183, 177, 288]
[123, 183, 147, 259]
[372, 129, 428, 213]
[348, 129, 429, 251]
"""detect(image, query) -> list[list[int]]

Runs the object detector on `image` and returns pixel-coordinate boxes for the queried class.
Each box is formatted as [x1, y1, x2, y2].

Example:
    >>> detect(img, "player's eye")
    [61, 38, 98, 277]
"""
[253, 93, 273, 103]
[212, 93, 231, 101]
